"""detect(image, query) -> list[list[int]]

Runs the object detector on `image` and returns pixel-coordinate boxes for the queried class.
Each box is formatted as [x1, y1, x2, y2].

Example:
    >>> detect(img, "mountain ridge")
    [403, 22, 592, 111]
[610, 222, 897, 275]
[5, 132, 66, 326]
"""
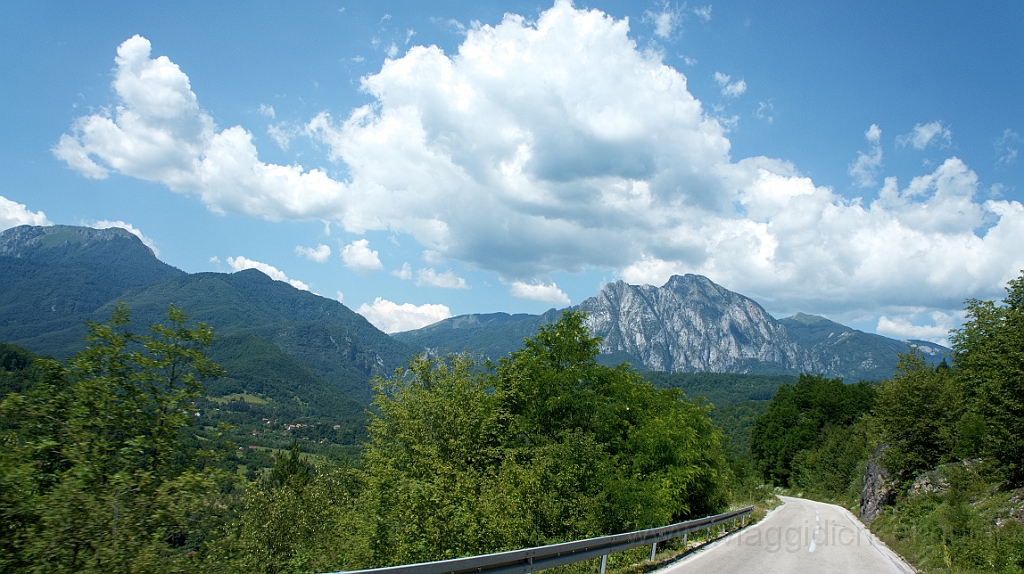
[396, 274, 949, 381]
[0, 225, 417, 406]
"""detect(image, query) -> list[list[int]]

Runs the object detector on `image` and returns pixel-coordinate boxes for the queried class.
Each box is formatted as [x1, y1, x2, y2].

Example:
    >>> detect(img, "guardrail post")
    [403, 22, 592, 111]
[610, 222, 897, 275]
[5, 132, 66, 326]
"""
[649, 542, 657, 562]
[525, 557, 533, 574]
[599, 554, 607, 574]
[683, 532, 688, 548]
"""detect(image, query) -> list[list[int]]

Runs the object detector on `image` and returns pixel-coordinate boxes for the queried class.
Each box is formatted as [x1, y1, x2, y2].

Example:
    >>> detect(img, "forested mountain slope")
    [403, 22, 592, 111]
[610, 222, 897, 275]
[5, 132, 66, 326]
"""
[0, 225, 418, 408]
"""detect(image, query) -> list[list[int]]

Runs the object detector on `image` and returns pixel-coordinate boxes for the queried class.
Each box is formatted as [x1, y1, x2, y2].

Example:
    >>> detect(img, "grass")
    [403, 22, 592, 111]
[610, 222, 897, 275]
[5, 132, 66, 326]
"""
[208, 392, 270, 405]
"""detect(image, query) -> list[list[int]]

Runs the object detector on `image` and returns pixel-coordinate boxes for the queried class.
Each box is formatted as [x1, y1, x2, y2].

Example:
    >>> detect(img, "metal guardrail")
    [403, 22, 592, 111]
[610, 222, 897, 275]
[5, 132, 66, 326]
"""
[327, 505, 753, 574]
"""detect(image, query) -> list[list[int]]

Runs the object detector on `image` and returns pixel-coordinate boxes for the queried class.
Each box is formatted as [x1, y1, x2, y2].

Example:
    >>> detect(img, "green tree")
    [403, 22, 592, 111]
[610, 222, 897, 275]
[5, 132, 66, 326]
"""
[951, 272, 1024, 484]
[0, 303, 228, 572]
[360, 311, 729, 565]
[750, 374, 875, 486]
[493, 311, 728, 532]
[872, 351, 960, 485]
[227, 461, 369, 574]
[361, 352, 503, 565]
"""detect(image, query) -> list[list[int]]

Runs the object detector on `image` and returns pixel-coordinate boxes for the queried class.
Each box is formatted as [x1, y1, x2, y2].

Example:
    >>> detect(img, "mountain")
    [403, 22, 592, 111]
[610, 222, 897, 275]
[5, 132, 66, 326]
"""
[579, 275, 806, 374]
[396, 274, 949, 382]
[0, 225, 418, 407]
[0, 225, 184, 341]
[777, 312, 947, 382]
[392, 310, 561, 361]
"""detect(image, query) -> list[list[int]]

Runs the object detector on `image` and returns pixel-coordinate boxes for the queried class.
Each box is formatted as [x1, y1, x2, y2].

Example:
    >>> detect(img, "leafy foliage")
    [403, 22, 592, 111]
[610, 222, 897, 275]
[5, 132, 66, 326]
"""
[1, 306, 739, 572]
[0, 303, 229, 572]
[872, 353, 961, 485]
[360, 311, 729, 565]
[749, 374, 876, 487]
[951, 273, 1024, 484]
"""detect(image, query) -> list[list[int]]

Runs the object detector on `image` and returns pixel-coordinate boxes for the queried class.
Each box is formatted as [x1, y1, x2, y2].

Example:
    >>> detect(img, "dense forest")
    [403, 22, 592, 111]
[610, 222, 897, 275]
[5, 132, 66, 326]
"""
[747, 273, 1024, 572]
[6, 272, 1024, 573]
[0, 308, 746, 573]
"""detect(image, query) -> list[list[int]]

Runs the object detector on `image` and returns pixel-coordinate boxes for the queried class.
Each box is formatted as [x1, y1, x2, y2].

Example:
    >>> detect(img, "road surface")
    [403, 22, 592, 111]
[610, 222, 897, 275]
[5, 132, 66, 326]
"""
[658, 496, 915, 573]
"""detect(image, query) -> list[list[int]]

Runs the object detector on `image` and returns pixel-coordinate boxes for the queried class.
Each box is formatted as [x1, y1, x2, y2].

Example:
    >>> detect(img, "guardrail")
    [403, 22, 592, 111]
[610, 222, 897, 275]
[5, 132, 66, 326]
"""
[326, 505, 753, 574]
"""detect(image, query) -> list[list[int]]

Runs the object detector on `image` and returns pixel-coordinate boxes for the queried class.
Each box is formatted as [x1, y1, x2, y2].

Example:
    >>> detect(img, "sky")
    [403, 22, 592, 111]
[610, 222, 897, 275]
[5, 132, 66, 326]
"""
[1, 1, 1022, 342]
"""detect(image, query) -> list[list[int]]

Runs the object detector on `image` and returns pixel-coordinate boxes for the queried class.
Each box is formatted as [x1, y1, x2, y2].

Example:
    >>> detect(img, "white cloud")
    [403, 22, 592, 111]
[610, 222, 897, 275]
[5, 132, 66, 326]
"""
[995, 129, 1020, 166]
[356, 297, 452, 333]
[88, 220, 159, 255]
[896, 121, 952, 150]
[876, 310, 964, 346]
[335, 291, 344, 303]
[392, 262, 413, 280]
[693, 5, 712, 22]
[258, 104, 275, 118]
[340, 239, 383, 274]
[54, 34, 348, 220]
[421, 250, 445, 266]
[415, 268, 468, 289]
[645, 4, 682, 39]
[848, 124, 883, 187]
[295, 243, 331, 262]
[623, 156, 1024, 318]
[226, 255, 310, 290]
[267, 122, 298, 150]
[0, 195, 52, 231]
[753, 101, 774, 124]
[58, 6, 1024, 325]
[714, 72, 746, 97]
[509, 281, 571, 305]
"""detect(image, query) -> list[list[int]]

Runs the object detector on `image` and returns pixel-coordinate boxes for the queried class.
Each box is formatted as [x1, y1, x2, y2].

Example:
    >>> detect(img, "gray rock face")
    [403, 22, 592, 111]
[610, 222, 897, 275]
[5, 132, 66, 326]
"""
[860, 445, 895, 523]
[579, 274, 809, 373]
[395, 273, 950, 382]
[576, 274, 949, 380]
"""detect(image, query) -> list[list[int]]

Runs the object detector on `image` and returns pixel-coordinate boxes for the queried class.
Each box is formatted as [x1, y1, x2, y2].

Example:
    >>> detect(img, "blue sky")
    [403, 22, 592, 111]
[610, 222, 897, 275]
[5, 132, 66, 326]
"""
[1, 1, 1021, 341]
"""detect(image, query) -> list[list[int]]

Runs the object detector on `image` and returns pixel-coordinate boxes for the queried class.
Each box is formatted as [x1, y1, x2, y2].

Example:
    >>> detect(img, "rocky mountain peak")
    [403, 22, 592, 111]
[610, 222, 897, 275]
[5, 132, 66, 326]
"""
[0, 224, 147, 257]
[579, 274, 806, 373]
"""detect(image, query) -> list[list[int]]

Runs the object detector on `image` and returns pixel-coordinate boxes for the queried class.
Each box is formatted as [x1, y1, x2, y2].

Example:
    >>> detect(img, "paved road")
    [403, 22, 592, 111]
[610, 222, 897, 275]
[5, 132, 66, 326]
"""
[658, 496, 915, 574]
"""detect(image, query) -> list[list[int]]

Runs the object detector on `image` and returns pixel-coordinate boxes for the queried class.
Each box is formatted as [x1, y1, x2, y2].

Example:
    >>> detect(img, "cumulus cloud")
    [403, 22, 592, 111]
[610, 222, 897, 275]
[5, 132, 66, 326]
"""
[0, 195, 52, 231]
[848, 124, 883, 187]
[509, 281, 571, 304]
[876, 310, 964, 347]
[295, 243, 331, 262]
[714, 72, 746, 97]
[356, 297, 452, 333]
[258, 104, 275, 118]
[622, 156, 1024, 316]
[226, 255, 310, 290]
[54, 34, 348, 220]
[58, 4, 1024, 325]
[415, 268, 468, 289]
[692, 5, 712, 22]
[89, 220, 159, 255]
[340, 239, 383, 274]
[896, 121, 952, 150]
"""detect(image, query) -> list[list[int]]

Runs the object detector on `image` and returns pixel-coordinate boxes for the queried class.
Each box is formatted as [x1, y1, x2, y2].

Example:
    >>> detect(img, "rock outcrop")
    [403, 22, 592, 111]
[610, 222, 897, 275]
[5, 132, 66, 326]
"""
[860, 445, 895, 523]
[579, 274, 808, 373]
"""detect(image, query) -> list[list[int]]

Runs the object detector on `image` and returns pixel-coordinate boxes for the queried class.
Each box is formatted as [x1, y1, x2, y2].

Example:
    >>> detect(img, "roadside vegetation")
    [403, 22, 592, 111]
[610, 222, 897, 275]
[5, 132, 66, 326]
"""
[1, 308, 771, 573]
[746, 272, 1024, 572]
